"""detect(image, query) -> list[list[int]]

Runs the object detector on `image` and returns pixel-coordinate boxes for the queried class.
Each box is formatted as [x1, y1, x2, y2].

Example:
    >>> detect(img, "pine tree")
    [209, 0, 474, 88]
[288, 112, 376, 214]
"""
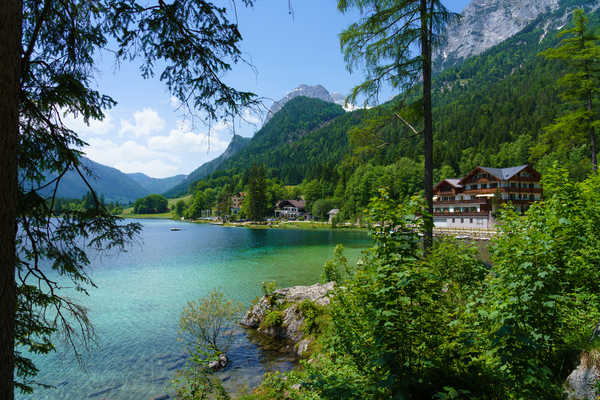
[0, 0, 257, 397]
[537, 9, 600, 173]
[247, 164, 267, 221]
[337, 0, 457, 251]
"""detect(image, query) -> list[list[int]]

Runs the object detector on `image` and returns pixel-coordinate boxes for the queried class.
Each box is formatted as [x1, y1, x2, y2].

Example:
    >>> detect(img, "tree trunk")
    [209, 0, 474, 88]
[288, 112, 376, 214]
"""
[0, 1, 21, 399]
[421, 0, 434, 253]
[588, 91, 597, 173]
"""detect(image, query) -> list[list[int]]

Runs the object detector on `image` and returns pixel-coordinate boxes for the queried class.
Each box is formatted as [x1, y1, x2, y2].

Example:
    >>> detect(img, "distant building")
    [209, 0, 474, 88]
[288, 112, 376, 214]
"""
[328, 208, 340, 224]
[433, 165, 542, 229]
[231, 192, 246, 215]
[275, 200, 306, 219]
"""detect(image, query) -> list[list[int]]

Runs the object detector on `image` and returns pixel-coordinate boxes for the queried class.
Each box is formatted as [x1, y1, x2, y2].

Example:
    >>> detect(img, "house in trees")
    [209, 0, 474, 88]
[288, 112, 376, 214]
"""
[433, 165, 542, 229]
[230, 192, 246, 215]
[275, 200, 306, 219]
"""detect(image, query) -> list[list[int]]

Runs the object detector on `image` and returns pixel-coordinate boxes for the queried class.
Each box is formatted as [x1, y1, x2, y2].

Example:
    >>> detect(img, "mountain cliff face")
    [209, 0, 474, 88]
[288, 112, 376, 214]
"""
[264, 84, 335, 124]
[164, 134, 251, 197]
[435, 0, 561, 69]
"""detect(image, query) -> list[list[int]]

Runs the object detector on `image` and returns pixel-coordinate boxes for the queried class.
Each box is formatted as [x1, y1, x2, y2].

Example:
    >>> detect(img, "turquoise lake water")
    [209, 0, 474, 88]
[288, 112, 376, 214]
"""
[18, 220, 370, 399]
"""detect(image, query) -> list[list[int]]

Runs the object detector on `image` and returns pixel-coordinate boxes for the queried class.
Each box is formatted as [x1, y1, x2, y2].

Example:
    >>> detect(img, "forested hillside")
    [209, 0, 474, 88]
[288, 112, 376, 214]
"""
[165, 134, 251, 197]
[176, 2, 599, 220]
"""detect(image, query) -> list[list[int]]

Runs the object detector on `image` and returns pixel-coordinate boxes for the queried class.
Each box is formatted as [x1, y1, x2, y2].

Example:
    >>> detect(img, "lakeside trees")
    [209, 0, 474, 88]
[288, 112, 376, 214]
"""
[0, 0, 258, 397]
[133, 194, 169, 214]
[242, 165, 600, 399]
[337, 0, 458, 251]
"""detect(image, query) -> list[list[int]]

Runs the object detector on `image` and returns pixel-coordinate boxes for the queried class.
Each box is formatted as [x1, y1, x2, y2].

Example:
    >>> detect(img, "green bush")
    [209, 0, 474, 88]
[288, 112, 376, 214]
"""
[299, 299, 325, 335]
[261, 310, 283, 329]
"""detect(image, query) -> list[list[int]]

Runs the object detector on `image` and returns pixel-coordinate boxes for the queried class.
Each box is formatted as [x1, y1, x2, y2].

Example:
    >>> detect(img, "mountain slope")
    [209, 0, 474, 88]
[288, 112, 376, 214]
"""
[354, 0, 600, 178]
[217, 97, 347, 176]
[434, 0, 597, 70]
[127, 173, 186, 195]
[164, 134, 251, 197]
[39, 157, 151, 203]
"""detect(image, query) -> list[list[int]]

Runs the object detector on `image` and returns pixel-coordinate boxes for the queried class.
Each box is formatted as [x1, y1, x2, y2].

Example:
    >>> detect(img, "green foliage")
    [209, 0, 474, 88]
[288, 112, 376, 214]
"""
[321, 244, 348, 284]
[170, 362, 231, 400]
[299, 300, 326, 336]
[312, 199, 336, 221]
[133, 194, 169, 214]
[474, 165, 600, 398]
[175, 199, 186, 217]
[261, 281, 277, 297]
[261, 310, 284, 329]
[185, 190, 207, 219]
[535, 9, 600, 171]
[246, 164, 268, 221]
[178, 289, 243, 356]
[251, 171, 600, 398]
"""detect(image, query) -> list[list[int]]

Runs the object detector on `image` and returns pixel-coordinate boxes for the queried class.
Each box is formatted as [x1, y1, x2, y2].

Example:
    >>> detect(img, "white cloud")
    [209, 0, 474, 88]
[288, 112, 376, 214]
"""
[84, 138, 180, 178]
[241, 109, 261, 126]
[148, 120, 229, 154]
[63, 111, 115, 137]
[119, 108, 165, 137]
[169, 96, 181, 109]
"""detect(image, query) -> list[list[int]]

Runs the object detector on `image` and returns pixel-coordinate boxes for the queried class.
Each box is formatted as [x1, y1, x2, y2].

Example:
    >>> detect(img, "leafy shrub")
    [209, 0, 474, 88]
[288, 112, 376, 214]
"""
[178, 289, 243, 356]
[262, 310, 283, 329]
[320, 244, 348, 284]
[299, 300, 325, 335]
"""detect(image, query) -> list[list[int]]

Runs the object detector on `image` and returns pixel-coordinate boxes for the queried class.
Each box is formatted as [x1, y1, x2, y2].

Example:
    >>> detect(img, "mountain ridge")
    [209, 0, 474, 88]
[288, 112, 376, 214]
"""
[434, 0, 598, 70]
[164, 134, 251, 197]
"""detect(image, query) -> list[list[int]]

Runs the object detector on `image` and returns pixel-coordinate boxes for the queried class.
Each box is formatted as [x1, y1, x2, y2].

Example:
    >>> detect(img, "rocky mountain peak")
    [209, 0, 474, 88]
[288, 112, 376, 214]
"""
[264, 84, 336, 124]
[435, 0, 561, 69]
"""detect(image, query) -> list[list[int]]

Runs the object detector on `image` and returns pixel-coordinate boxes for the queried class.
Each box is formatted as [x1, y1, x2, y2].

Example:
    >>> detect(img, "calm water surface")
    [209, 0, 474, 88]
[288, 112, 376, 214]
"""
[19, 220, 370, 400]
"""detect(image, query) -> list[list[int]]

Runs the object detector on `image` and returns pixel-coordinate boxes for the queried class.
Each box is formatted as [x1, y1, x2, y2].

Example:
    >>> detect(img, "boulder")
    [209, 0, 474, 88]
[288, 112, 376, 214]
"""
[240, 282, 335, 356]
[566, 354, 600, 399]
[208, 353, 228, 371]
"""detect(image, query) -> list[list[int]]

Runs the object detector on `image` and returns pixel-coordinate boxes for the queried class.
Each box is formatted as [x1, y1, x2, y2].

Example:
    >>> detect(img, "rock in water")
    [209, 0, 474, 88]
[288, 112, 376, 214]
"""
[208, 353, 228, 371]
[240, 282, 335, 357]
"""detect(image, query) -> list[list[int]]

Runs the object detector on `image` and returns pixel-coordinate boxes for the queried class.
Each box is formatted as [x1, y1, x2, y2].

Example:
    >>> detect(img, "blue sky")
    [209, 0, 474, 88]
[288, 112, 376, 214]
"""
[68, 0, 471, 178]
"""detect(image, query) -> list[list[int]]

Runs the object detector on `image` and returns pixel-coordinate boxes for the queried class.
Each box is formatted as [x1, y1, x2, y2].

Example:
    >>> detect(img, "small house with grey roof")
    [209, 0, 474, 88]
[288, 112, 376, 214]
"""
[433, 165, 542, 229]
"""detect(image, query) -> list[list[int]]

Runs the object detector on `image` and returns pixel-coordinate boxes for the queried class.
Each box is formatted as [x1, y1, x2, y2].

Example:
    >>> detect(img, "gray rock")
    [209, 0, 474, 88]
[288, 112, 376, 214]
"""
[296, 339, 312, 357]
[208, 353, 228, 371]
[240, 282, 335, 355]
[566, 356, 600, 399]
[435, 0, 562, 69]
[151, 395, 170, 400]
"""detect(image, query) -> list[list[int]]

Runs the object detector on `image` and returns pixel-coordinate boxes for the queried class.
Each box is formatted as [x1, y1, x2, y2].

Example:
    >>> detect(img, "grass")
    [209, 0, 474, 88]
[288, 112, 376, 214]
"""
[119, 212, 177, 219]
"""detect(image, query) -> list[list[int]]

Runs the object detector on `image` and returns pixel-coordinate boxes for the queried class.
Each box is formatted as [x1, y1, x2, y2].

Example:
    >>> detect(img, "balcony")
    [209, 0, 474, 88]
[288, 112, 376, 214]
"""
[434, 198, 488, 204]
[433, 211, 489, 217]
[463, 187, 542, 195]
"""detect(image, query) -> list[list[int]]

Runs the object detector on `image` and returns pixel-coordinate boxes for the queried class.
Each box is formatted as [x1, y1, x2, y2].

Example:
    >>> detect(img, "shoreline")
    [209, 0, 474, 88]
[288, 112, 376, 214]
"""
[118, 215, 367, 232]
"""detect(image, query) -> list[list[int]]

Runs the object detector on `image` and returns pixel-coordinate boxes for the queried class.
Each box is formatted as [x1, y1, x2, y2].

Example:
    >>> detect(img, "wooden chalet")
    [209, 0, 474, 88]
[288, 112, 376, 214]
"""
[275, 200, 306, 219]
[433, 165, 542, 229]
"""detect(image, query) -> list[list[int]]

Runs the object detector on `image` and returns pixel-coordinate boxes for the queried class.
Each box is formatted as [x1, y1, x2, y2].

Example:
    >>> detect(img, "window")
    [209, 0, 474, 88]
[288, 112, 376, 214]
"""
[529, 195, 534, 200]
[460, 218, 464, 223]
[529, 183, 534, 188]
[469, 218, 473, 223]
[452, 218, 455, 223]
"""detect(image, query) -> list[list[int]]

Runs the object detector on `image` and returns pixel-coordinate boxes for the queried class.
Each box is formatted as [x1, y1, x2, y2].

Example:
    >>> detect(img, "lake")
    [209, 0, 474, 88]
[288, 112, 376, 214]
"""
[18, 220, 371, 400]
